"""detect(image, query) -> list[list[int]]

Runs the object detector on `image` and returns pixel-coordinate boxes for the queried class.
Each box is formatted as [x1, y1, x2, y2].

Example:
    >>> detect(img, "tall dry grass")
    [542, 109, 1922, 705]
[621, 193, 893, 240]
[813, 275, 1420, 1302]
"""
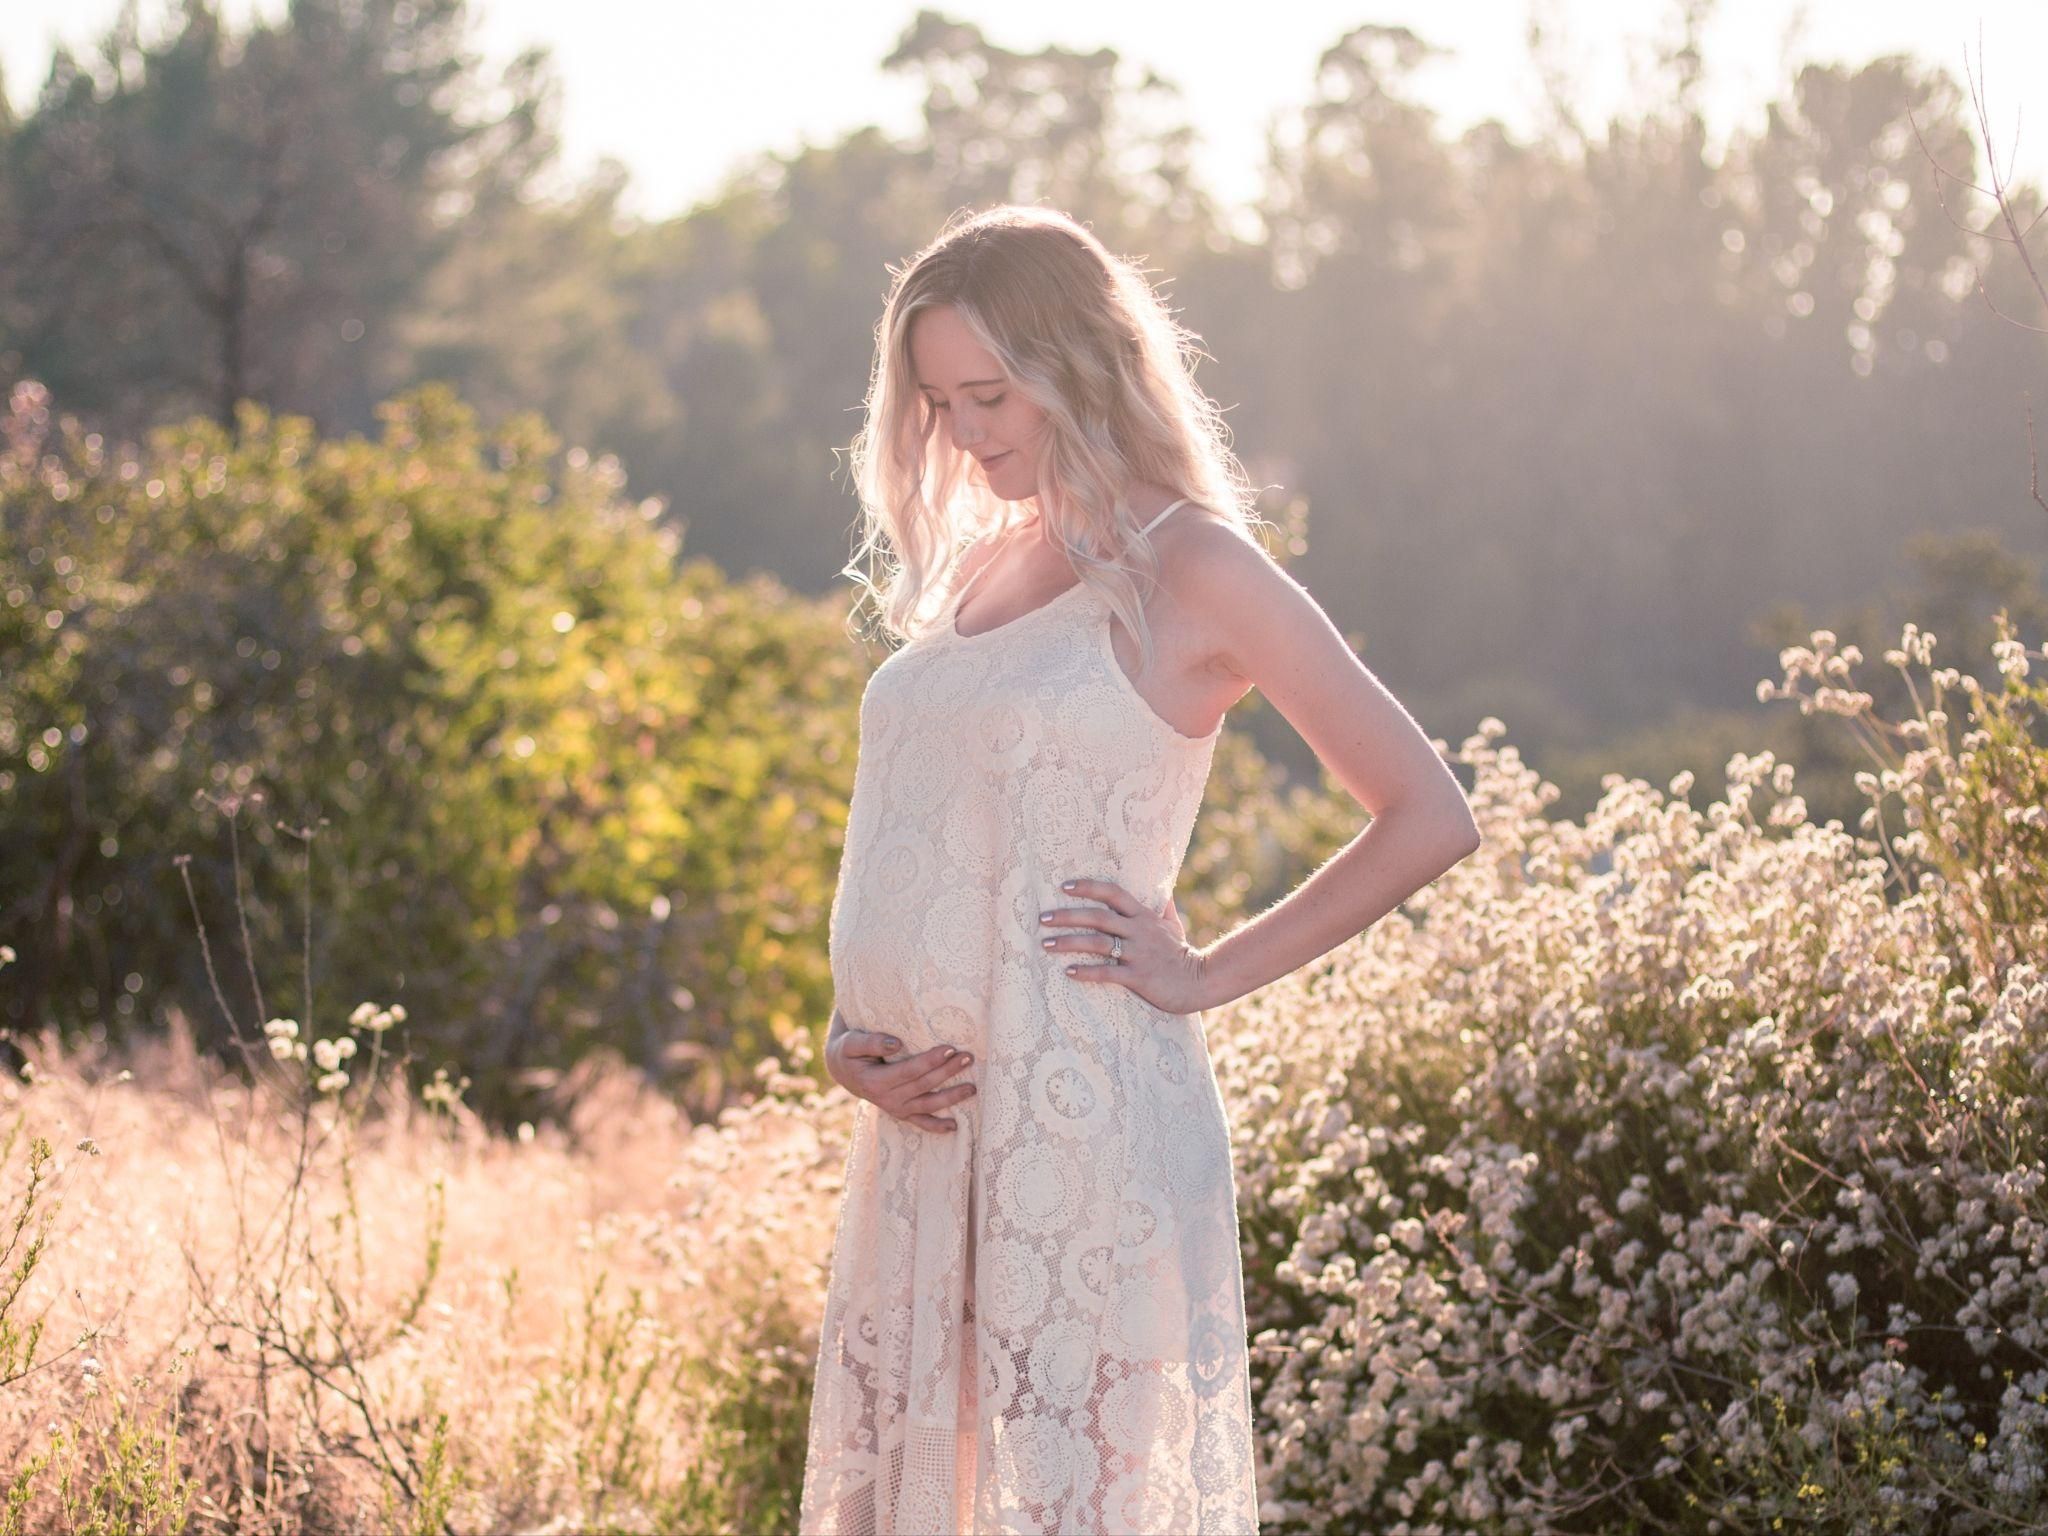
[0, 928, 854, 1533]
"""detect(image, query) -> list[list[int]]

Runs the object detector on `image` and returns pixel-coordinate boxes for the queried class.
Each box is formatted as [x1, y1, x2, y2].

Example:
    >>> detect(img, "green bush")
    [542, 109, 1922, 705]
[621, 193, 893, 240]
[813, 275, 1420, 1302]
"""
[0, 380, 869, 1121]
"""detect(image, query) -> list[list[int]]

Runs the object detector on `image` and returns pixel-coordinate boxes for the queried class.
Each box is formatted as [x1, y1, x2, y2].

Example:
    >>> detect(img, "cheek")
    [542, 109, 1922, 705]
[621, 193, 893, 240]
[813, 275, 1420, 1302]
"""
[1005, 399, 1049, 447]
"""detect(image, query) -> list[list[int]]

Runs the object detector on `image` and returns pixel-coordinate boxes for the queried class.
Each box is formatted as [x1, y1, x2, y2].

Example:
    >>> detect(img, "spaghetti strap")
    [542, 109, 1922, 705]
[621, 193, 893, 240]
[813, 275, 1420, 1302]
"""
[1139, 495, 1192, 535]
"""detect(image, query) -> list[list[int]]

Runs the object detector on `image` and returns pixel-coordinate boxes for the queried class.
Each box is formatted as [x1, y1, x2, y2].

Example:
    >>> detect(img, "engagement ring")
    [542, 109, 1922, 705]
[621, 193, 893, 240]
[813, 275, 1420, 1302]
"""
[1109, 935, 1123, 961]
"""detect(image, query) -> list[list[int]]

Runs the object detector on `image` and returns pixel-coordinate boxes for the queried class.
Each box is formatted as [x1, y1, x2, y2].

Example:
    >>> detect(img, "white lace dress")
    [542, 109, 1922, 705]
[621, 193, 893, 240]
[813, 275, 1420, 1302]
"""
[799, 498, 1260, 1534]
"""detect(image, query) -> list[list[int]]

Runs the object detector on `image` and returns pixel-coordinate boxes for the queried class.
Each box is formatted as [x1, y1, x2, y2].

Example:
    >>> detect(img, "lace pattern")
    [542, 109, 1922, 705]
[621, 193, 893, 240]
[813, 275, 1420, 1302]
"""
[800, 501, 1259, 1534]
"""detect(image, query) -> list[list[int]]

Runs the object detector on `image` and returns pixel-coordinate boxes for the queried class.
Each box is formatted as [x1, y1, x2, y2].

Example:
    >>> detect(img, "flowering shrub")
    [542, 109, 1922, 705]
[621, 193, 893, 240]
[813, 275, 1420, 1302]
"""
[1225, 615, 2048, 1532]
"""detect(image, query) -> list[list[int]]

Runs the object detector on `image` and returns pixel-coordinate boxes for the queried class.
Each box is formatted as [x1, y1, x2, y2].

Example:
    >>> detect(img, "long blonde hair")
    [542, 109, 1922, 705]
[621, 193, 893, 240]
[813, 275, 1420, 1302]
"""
[843, 204, 1263, 673]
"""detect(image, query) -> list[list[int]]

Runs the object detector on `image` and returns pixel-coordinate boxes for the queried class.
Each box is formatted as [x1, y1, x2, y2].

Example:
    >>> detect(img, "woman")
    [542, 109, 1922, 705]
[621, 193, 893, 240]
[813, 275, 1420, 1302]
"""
[801, 204, 1481, 1535]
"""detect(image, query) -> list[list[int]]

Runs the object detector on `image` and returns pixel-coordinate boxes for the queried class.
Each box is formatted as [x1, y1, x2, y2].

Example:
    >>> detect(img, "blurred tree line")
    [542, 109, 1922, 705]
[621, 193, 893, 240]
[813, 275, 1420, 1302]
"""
[4, 1, 2042, 775]
[3, 0, 2045, 1119]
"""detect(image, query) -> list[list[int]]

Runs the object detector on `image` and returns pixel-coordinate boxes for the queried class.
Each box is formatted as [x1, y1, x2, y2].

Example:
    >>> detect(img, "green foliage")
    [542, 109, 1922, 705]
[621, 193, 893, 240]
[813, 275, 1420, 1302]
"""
[43, 1396, 195, 1536]
[0, 1125, 54, 1387]
[0, 380, 867, 1121]
[655, 1282, 818, 1535]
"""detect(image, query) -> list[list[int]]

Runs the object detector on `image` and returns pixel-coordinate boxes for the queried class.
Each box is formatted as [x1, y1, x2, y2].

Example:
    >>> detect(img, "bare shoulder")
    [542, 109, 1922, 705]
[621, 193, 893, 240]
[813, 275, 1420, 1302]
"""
[1152, 505, 1302, 683]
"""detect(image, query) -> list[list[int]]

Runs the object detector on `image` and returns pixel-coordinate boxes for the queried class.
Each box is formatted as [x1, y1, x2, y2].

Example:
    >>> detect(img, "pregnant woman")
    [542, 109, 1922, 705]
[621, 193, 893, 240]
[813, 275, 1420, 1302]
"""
[800, 205, 1482, 1534]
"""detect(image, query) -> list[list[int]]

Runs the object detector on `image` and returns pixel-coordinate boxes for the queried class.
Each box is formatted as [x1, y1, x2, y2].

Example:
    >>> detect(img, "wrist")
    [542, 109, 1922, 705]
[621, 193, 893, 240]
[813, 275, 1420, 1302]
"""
[1192, 940, 1233, 1012]
[823, 1012, 848, 1081]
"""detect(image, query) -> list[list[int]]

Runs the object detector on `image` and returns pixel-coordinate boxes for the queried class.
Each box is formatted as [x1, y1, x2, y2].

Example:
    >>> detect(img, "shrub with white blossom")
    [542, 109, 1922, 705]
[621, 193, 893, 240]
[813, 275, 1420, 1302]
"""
[1221, 614, 2048, 1532]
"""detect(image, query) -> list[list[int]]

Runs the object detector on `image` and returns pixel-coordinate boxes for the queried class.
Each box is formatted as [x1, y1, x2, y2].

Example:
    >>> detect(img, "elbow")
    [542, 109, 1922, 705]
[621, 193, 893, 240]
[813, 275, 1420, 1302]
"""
[1439, 801, 1483, 862]
[1375, 789, 1482, 863]
[1447, 824, 1483, 865]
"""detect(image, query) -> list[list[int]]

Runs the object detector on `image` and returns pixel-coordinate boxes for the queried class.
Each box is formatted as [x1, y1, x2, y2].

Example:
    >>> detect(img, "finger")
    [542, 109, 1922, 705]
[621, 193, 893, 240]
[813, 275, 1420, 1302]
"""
[1059, 878, 1138, 917]
[906, 1112, 957, 1131]
[901, 1045, 973, 1083]
[910, 1080, 977, 1113]
[1046, 932, 1118, 959]
[842, 1029, 905, 1059]
[1040, 909, 1138, 946]
[1062, 957, 1129, 982]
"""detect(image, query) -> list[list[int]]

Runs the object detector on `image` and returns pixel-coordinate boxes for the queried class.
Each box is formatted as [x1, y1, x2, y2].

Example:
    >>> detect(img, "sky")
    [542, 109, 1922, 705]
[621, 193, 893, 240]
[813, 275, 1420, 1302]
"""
[7, 1, 2045, 227]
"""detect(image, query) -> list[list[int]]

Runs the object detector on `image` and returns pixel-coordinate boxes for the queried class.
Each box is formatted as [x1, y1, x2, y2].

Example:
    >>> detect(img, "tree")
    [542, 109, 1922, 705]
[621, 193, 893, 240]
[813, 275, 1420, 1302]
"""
[0, 0, 523, 440]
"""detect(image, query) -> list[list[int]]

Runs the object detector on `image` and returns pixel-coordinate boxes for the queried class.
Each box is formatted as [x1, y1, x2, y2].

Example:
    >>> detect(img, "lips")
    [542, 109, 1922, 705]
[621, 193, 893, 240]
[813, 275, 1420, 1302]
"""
[978, 451, 1012, 468]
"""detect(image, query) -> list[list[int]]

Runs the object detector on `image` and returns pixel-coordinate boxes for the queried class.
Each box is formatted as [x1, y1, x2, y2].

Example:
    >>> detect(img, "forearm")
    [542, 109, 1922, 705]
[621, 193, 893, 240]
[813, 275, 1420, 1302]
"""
[1195, 799, 1481, 1011]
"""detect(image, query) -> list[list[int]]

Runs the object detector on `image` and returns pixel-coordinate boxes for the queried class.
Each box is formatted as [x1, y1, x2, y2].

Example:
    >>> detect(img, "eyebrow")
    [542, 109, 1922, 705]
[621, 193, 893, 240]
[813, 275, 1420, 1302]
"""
[918, 378, 1005, 393]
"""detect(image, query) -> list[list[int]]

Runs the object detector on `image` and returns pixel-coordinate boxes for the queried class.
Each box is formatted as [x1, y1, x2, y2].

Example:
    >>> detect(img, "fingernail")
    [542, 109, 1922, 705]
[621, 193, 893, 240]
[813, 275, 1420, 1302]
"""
[1061, 881, 1075, 891]
[885, 1039, 902, 1050]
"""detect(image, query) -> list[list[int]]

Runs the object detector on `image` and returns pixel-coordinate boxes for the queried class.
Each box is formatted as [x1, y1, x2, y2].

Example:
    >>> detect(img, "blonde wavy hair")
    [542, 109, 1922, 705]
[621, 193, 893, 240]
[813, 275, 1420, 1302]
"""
[843, 204, 1264, 674]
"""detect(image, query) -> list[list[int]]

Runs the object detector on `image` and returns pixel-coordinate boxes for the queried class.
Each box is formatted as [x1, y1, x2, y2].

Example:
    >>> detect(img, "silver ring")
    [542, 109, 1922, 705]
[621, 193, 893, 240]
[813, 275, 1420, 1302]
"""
[1108, 934, 1124, 962]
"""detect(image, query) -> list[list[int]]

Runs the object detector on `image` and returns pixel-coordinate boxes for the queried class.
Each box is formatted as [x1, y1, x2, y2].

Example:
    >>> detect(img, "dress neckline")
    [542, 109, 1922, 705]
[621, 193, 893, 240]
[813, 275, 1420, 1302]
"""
[948, 571, 1089, 642]
[945, 497, 1191, 643]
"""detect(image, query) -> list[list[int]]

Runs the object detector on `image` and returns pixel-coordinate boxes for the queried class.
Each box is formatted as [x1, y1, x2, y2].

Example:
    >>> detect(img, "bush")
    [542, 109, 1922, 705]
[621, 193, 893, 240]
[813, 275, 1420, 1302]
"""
[1228, 615, 2048, 1532]
[0, 378, 867, 1121]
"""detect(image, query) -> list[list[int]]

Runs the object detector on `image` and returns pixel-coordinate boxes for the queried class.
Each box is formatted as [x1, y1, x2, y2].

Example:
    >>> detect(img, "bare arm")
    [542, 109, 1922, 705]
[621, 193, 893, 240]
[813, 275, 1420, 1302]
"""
[1184, 524, 1482, 1010]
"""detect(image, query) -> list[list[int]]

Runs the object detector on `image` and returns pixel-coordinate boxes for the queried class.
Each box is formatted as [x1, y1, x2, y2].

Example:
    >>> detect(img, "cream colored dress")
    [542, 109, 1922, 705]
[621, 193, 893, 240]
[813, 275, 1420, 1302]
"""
[799, 498, 1260, 1535]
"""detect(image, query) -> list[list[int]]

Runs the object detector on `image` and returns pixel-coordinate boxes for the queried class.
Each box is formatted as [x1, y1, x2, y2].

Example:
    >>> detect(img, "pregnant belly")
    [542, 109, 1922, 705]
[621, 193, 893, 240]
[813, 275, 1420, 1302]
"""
[831, 876, 1000, 1056]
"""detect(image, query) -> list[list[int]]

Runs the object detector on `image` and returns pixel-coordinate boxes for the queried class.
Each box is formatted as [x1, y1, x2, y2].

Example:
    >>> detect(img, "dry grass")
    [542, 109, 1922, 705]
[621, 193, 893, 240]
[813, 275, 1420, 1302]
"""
[0, 997, 857, 1535]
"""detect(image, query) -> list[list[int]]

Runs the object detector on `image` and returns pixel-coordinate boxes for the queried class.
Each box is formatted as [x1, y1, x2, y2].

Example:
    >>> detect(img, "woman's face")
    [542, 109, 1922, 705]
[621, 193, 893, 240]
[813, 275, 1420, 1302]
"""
[908, 304, 1049, 502]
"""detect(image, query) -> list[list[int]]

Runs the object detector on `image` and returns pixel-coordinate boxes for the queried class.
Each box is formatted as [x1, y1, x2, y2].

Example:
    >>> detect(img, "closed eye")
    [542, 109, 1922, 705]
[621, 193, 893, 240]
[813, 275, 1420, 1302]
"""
[926, 396, 1005, 411]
